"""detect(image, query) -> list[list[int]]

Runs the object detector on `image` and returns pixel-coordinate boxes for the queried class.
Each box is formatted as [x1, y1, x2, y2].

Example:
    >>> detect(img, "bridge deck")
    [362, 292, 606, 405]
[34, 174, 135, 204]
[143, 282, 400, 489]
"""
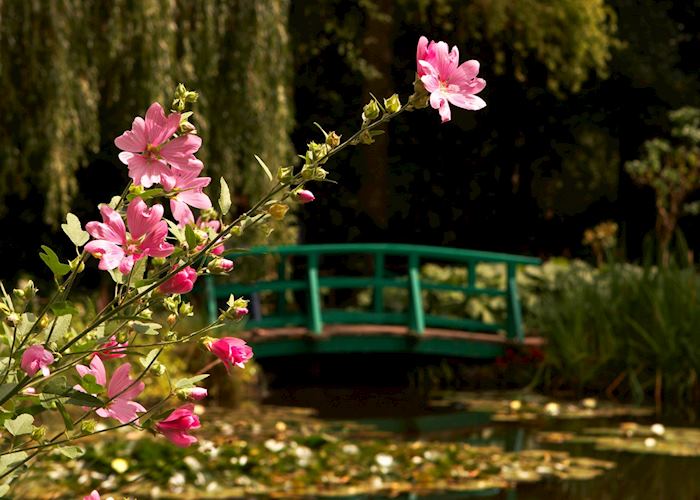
[236, 324, 544, 359]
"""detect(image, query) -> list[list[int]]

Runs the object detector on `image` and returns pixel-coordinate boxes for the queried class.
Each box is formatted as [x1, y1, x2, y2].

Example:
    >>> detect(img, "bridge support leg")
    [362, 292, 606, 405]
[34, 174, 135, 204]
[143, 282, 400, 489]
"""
[408, 254, 425, 334]
[307, 254, 323, 335]
[506, 264, 524, 342]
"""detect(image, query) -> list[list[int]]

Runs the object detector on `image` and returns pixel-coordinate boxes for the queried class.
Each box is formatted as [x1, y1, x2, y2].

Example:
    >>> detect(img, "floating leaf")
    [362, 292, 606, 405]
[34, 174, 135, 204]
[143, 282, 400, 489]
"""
[39, 246, 71, 278]
[254, 154, 273, 182]
[4, 414, 34, 436]
[61, 213, 89, 247]
[219, 177, 231, 215]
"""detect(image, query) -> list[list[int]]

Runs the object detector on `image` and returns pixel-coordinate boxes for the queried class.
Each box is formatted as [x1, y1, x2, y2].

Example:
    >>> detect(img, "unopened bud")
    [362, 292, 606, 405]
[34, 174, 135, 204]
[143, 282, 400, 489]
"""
[164, 296, 181, 313]
[31, 425, 47, 442]
[5, 312, 20, 327]
[13, 289, 25, 299]
[230, 225, 243, 237]
[179, 120, 197, 135]
[208, 258, 234, 274]
[38, 315, 50, 329]
[177, 387, 208, 401]
[408, 79, 430, 109]
[128, 185, 145, 196]
[362, 100, 380, 122]
[23, 281, 37, 299]
[384, 93, 401, 114]
[69, 257, 85, 273]
[167, 313, 178, 327]
[277, 166, 294, 184]
[116, 331, 129, 344]
[179, 302, 194, 317]
[359, 129, 375, 145]
[0, 303, 11, 317]
[81, 419, 97, 434]
[141, 308, 153, 320]
[326, 131, 341, 148]
[152, 257, 167, 267]
[295, 189, 315, 204]
[268, 203, 289, 221]
[151, 362, 166, 377]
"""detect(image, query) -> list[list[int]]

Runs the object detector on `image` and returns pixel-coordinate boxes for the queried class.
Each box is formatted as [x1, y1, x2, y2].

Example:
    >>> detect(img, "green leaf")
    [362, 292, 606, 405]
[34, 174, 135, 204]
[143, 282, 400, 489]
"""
[39, 246, 71, 278]
[139, 348, 159, 369]
[107, 268, 124, 284]
[219, 177, 232, 215]
[254, 154, 273, 182]
[0, 384, 16, 402]
[132, 321, 161, 336]
[50, 301, 79, 316]
[42, 376, 68, 396]
[51, 314, 73, 342]
[0, 451, 27, 475]
[0, 484, 10, 496]
[64, 390, 104, 408]
[79, 374, 103, 395]
[4, 413, 34, 436]
[16, 313, 36, 339]
[167, 219, 187, 244]
[55, 400, 73, 430]
[61, 213, 89, 247]
[185, 224, 198, 250]
[56, 445, 85, 459]
[174, 374, 210, 390]
[127, 188, 163, 201]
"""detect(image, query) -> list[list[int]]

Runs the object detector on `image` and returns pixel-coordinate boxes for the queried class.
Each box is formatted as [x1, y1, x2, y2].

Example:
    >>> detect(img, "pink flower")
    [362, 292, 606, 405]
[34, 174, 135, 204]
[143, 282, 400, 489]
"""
[155, 404, 201, 447]
[416, 36, 486, 123]
[159, 266, 198, 294]
[76, 359, 146, 424]
[195, 218, 225, 255]
[206, 337, 253, 371]
[234, 306, 249, 318]
[85, 197, 174, 274]
[296, 189, 315, 204]
[96, 335, 128, 359]
[83, 491, 100, 500]
[185, 387, 208, 401]
[20, 345, 54, 377]
[168, 161, 212, 226]
[115, 103, 202, 188]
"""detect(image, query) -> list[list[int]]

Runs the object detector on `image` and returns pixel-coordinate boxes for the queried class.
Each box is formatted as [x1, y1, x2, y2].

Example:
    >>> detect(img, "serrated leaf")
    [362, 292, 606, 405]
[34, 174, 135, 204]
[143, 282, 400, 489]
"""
[185, 224, 197, 249]
[132, 321, 161, 336]
[219, 177, 231, 215]
[4, 414, 34, 436]
[174, 374, 210, 390]
[61, 213, 89, 247]
[56, 445, 85, 459]
[39, 246, 71, 278]
[140, 348, 159, 369]
[0, 451, 27, 476]
[50, 301, 79, 316]
[254, 154, 273, 182]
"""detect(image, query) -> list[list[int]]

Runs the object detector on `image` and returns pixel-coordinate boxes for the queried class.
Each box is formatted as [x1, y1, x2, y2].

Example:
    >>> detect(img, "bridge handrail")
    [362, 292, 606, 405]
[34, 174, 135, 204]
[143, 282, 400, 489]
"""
[207, 243, 541, 342]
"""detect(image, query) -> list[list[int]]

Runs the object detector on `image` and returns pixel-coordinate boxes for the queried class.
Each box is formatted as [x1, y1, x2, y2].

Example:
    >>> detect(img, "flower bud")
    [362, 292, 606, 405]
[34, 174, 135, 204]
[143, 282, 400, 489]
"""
[38, 315, 51, 329]
[116, 331, 129, 344]
[151, 362, 166, 377]
[179, 302, 194, 317]
[277, 166, 294, 184]
[128, 184, 145, 196]
[167, 313, 178, 327]
[164, 296, 181, 313]
[384, 93, 401, 114]
[268, 203, 289, 221]
[177, 387, 208, 401]
[179, 120, 197, 135]
[81, 419, 97, 434]
[408, 79, 430, 109]
[5, 312, 20, 327]
[31, 425, 47, 442]
[69, 257, 85, 273]
[13, 288, 25, 299]
[230, 225, 243, 237]
[359, 130, 375, 145]
[141, 308, 153, 320]
[208, 258, 234, 274]
[326, 131, 341, 148]
[362, 100, 380, 122]
[295, 189, 315, 204]
[152, 257, 167, 267]
[0, 302, 11, 317]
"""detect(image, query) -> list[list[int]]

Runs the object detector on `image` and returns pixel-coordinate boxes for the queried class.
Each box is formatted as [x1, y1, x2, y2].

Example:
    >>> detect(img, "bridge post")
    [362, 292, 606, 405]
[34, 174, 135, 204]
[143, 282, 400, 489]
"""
[408, 254, 425, 334]
[373, 252, 384, 314]
[506, 263, 524, 342]
[307, 253, 323, 334]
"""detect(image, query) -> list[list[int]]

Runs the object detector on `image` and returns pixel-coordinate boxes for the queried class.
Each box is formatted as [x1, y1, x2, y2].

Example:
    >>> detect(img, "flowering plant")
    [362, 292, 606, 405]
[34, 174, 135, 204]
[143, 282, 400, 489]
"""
[0, 37, 485, 497]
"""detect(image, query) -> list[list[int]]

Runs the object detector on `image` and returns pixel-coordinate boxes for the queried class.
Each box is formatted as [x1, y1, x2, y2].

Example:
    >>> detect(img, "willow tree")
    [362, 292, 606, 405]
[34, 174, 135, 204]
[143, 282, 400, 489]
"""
[0, 0, 294, 235]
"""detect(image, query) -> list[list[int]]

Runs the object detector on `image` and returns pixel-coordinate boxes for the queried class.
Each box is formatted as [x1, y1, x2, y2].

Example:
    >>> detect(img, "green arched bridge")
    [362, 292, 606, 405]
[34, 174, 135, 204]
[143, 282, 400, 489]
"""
[205, 244, 541, 359]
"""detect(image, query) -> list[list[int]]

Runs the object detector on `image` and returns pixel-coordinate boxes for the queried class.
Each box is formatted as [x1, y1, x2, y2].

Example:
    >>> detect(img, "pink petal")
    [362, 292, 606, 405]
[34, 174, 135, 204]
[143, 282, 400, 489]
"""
[127, 197, 165, 239]
[114, 117, 147, 153]
[171, 199, 194, 226]
[420, 73, 440, 93]
[177, 190, 212, 210]
[446, 91, 486, 111]
[430, 91, 452, 123]
[455, 59, 480, 81]
[108, 363, 144, 401]
[107, 398, 146, 424]
[118, 254, 136, 274]
[127, 155, 170, 188]
[85, 241, 125, 271]
[144, 103, 179, 146]
[160, 134, 202, 161]
[118, 151, 134, 165]
[162, 430, 197, 447]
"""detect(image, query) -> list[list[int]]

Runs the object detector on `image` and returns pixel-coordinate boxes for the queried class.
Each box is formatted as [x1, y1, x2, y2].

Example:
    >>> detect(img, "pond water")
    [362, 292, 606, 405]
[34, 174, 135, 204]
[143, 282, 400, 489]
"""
[264, 386, 700, 500]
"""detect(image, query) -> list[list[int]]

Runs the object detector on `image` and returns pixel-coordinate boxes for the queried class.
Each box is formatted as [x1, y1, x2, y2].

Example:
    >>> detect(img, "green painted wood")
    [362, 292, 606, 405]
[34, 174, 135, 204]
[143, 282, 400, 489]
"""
[204, 243, 540, 357]
[249, 334, 506, 359]
[408, 253, 425, 334]
[374, 252, 384, 314]
[307, 253, 323, 334]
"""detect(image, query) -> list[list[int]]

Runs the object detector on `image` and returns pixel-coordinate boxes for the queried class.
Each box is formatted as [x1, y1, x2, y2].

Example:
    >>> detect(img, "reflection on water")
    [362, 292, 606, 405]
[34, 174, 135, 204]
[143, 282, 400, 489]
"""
[264, 386, 700, 500]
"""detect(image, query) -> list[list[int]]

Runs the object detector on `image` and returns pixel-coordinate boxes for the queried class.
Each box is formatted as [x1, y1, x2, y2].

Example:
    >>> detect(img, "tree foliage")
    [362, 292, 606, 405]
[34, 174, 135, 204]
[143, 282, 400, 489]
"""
[0, 0, 294, 225]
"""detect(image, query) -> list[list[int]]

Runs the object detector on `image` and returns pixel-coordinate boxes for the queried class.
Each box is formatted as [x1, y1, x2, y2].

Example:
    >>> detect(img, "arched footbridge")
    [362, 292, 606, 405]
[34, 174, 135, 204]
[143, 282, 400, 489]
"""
[205, 244, 542, 359]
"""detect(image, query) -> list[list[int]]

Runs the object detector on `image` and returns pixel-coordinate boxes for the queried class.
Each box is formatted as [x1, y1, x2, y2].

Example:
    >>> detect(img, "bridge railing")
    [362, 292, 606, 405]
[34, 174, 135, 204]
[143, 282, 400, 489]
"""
[205, 243, 541, 341]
